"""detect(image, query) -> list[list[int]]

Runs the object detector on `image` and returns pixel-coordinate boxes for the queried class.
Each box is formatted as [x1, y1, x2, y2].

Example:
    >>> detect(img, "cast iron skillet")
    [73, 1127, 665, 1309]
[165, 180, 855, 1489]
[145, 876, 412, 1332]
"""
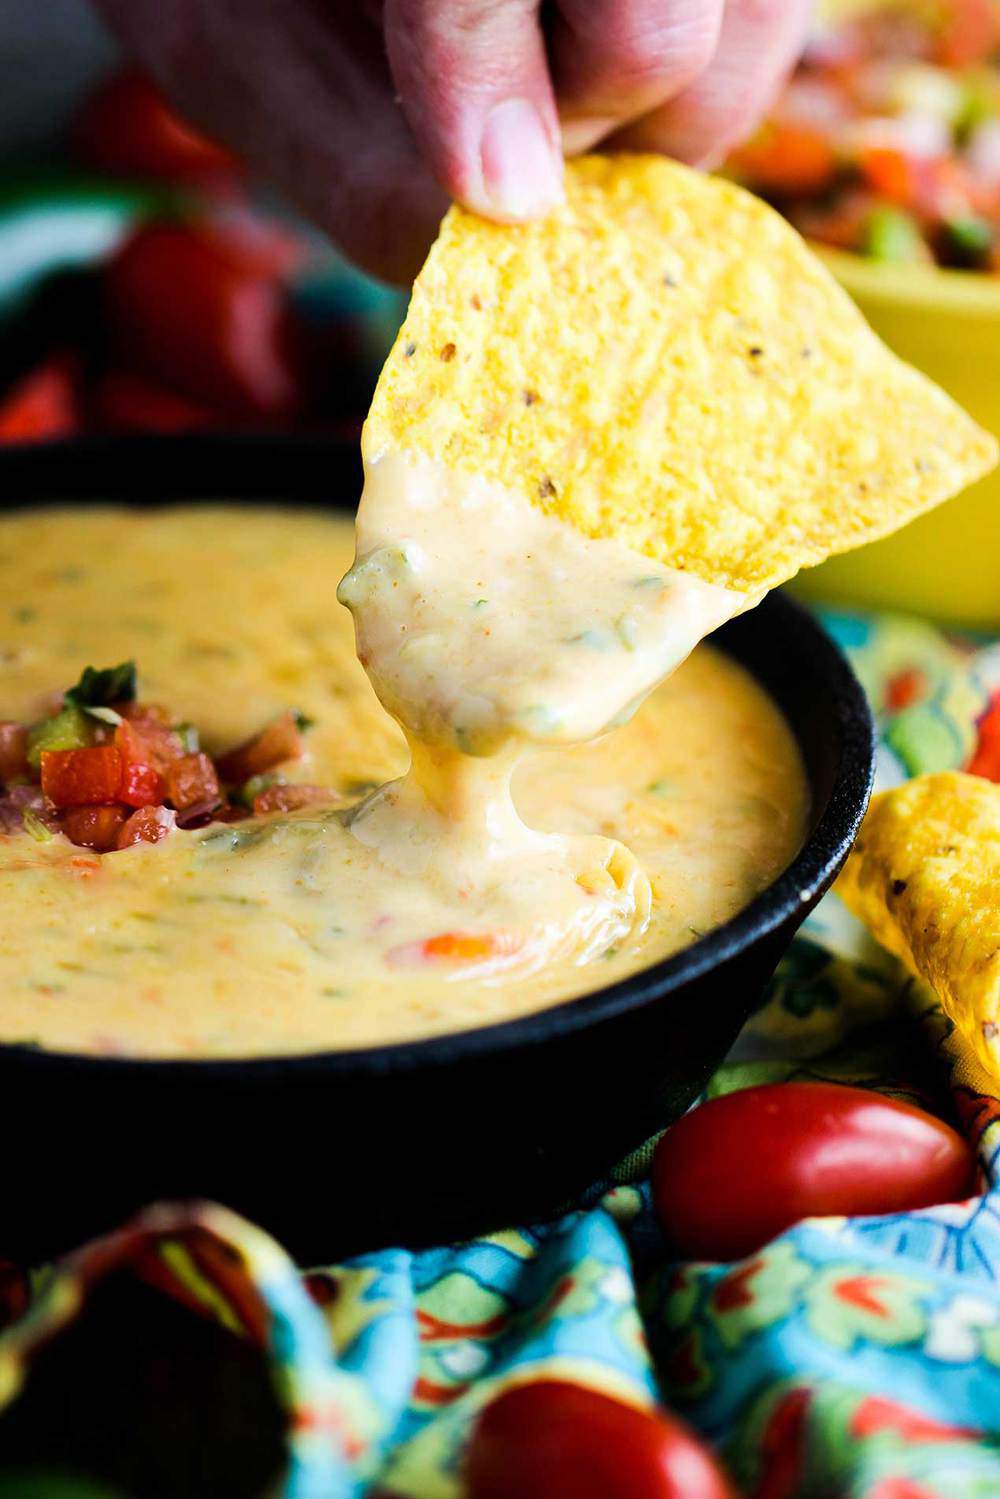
[0, 436, 875, 1263]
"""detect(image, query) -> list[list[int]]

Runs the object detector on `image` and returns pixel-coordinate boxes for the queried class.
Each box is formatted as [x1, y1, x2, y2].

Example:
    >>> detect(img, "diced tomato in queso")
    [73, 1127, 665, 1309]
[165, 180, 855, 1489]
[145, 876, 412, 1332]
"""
[120, 704, 187, 773]
[215, 711, 303, 783]
[252, 783, 336, 815]
[422, 932, 501, 961]
[61, 804, 129, 853]
[0, 724, 27, 782]
[166, 752, 221, 811]
[0, 661, 319, 854]
[41, 745, 124, 809]
[115, 721, 166, 807]
[117, 805, 177, 849]
[726, 1, 1000, 271]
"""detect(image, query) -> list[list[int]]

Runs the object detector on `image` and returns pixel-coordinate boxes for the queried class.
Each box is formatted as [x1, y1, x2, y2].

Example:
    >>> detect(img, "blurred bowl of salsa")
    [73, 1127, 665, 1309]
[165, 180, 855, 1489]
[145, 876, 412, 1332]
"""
[728, 0, 1000, 624]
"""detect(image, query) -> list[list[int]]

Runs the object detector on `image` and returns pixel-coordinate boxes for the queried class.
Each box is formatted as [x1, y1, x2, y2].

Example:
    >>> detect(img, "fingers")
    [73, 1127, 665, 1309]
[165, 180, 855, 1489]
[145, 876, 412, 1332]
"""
[94, 0, 812, 279]
[550, 0, 724, 156]
[92, 0, 446, 283]
[383, 0, 564, 221]
[610, 0, 813, 167]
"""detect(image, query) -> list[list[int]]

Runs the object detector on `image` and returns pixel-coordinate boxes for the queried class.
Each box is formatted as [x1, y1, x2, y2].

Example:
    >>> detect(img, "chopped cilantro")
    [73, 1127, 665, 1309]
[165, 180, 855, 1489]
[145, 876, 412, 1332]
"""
[64, 661, 137, 709]
[26, 704, 93, 768]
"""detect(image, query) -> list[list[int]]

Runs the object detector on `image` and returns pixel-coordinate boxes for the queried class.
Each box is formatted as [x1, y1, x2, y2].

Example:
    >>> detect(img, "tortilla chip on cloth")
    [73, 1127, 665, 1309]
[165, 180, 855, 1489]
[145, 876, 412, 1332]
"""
[365, 154, 996, 592]
[840, 770, 1000, 1079]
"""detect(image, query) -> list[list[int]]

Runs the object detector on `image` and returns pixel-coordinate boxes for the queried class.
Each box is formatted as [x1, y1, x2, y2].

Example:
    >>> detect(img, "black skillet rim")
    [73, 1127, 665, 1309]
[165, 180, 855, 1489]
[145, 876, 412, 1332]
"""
[0, 434, 876, 1081]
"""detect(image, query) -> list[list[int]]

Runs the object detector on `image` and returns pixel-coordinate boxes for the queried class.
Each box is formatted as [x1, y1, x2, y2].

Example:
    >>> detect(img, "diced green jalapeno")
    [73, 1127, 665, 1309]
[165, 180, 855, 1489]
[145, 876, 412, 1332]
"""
[26, 703, 94, 769]
[234, 771, 283, 809]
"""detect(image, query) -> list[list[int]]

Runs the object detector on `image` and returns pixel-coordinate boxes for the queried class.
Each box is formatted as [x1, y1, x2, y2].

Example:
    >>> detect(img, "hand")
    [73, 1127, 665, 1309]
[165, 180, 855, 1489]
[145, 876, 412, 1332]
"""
[92, 0, 812, 283]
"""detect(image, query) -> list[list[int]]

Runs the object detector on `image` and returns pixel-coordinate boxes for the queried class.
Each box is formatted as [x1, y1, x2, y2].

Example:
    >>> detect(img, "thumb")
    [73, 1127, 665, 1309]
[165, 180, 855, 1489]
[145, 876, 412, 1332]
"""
[383, 0, 564, 220]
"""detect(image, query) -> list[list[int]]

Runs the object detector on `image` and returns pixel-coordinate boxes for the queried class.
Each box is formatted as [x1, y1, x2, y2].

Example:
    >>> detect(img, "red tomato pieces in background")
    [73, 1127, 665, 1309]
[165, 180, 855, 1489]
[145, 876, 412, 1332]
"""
[106, 224, 305, 421]
[936, 0, 998, 66]
[858, 147, 974, 224]
[967, 694, 1000, 780]
[465, 1381, 734, 1499]
[857, 144, 920, 207]
[116, 805, 177, 850]
[0, 724, 28, 782]
[729, 123, 838, 196]
[166, 752, 221, 811]
[93, 370, 220, 435]
[74, 69, 238, 183]
[885, 667, 926, 713]
[652, 1083, 975, 1262]
[40, 745, 123, 809]
[0, 353, 80, 445]
[216, 711, 303, 783]
[61, 804, 128, 853]
[196, 207, 307, 280]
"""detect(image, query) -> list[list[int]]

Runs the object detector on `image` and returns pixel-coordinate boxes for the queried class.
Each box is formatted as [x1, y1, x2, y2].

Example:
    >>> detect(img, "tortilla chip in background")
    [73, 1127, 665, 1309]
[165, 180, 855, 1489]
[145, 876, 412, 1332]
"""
[364, 154, 997, 592]
[839, 771, 1000, 1080]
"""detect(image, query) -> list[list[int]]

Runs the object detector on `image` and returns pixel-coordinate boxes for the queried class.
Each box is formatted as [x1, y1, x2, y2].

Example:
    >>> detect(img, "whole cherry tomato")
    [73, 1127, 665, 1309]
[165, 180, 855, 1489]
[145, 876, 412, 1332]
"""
[652, 1082, 974, 1262]
[105, 224, 304, 421]
[74, 69, 238, 182]
[465, 1380, 734, 1499]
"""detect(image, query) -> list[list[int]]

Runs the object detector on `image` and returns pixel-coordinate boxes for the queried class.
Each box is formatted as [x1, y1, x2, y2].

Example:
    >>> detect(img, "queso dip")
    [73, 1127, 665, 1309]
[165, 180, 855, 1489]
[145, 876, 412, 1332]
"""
[0, 499, 807, 1058]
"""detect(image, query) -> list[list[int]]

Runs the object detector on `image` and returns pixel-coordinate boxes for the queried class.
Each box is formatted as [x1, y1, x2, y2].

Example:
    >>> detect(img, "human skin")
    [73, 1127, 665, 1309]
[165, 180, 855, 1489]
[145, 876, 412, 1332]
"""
[92, 0, 812, 283]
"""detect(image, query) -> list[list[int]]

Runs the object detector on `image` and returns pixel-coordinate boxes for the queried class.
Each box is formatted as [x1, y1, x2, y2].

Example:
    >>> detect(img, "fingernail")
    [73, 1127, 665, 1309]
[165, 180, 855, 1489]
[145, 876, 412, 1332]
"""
[480, 98, 563, 218]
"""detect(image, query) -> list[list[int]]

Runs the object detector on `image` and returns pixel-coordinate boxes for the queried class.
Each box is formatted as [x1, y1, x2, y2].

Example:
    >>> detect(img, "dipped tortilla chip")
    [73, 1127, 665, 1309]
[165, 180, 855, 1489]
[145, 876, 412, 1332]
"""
[365, 155, 996, 592]
[839, 771, 1000, 1078]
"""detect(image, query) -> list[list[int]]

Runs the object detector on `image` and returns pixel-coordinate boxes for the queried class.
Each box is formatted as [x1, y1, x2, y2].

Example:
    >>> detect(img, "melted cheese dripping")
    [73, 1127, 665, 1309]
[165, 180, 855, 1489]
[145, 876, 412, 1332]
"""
[337, 450, 756, 972]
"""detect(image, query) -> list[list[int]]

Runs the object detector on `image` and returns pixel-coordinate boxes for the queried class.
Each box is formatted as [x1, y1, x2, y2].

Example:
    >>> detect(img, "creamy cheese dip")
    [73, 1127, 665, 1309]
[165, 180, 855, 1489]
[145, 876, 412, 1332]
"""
[0, 502, 807, 1057]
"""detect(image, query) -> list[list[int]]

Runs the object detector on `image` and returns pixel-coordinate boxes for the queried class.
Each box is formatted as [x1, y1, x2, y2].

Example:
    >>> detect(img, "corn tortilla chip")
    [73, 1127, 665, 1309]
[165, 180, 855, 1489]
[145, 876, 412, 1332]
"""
[364, 155, 996, 591]
[839, 771, 1000, 1078]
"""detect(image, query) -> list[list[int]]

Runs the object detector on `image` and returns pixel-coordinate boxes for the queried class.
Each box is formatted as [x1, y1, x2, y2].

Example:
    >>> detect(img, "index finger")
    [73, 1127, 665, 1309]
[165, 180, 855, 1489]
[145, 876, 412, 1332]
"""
[383, 0, 564, 220]
[551, 0, 724, 155]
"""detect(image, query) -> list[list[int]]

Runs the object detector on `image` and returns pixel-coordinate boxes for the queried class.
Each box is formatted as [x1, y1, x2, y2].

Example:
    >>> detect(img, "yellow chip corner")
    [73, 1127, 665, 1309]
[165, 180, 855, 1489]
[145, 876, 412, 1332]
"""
[839, 771, 1000, 1080]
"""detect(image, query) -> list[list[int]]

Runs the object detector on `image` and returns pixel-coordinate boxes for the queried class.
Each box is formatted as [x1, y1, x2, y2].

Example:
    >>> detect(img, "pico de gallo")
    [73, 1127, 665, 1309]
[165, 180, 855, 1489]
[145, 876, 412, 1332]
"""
[727, 0, 1000, 270]
[0, 659, 337, 854]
